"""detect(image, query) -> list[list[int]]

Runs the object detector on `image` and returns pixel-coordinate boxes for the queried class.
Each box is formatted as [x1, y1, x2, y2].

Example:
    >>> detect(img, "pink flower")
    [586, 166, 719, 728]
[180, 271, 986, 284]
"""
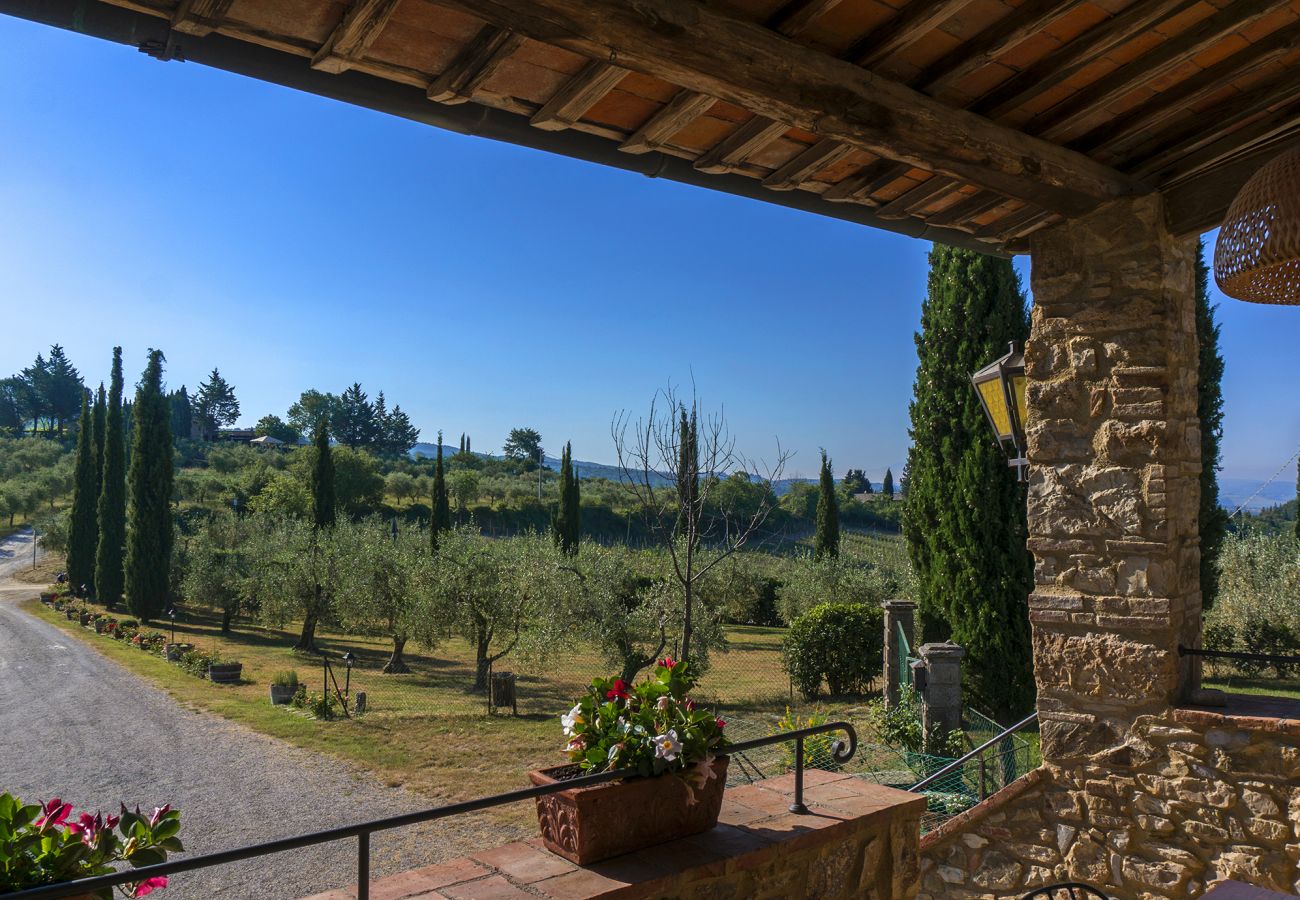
[132, 876, 168, 897]
[148, 805, 172, 827]
[684, 698, 696, 712]
[35, 798, 72, 829]
[660, 657, 675, 669]
[655, 696, 671, 711]
[605, 679, 629, 701]
[716, 718, 726, 730]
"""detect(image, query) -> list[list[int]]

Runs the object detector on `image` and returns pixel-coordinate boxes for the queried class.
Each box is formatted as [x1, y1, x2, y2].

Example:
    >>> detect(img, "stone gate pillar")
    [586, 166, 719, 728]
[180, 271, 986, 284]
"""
[917, 641, 964, 752]
[1026, 194, 1201, 766]
[882, 599, 917, 707]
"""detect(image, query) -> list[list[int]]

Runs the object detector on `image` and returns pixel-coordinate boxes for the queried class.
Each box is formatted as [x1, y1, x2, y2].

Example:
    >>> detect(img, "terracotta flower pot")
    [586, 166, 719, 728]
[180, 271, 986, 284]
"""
[528, 756, 729, 864]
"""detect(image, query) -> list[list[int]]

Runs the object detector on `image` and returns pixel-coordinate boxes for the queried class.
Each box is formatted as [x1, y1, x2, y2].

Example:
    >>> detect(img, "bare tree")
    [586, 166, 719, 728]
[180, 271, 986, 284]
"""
[612, 385, 790, 663]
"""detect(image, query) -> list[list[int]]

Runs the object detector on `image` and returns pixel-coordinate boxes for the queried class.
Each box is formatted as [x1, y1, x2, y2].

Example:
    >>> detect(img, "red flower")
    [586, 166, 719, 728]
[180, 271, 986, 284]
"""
[132, 876, 168, 897]
[660, 657, 675, 669]
[684, 698, 696, 712]
[148, 804, 172, 827]
[605, 679, 629, 701]
[35, 798, 72, 829]
[716, 718, 726, 730]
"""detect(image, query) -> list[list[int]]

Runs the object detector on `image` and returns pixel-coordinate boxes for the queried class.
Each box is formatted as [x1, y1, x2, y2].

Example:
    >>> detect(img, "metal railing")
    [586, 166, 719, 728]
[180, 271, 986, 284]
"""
[909, 711, 1039, 796]
[1178, 644, 1300, 668]
[7, 722, 857, 900]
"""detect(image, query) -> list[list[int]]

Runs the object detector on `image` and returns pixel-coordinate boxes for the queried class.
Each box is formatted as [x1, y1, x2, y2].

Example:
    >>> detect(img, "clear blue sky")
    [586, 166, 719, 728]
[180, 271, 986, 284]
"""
[1, 14, 1298, 487]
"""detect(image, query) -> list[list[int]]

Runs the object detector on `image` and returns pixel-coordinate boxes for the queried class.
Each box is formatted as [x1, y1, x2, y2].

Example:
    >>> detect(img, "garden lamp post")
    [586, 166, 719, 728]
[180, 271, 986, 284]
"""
[971, 341, 1029, 482]
[167, 606, 176, 644]
[342, 651, 355, 699]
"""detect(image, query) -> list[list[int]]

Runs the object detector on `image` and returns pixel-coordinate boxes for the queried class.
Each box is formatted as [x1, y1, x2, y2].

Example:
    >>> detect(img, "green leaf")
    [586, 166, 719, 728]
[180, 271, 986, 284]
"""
[129, 847, 166, 867]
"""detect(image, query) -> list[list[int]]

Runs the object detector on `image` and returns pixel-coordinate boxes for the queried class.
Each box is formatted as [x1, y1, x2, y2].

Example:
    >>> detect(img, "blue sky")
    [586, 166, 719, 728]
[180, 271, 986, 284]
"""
[1, 14, 1298, 488]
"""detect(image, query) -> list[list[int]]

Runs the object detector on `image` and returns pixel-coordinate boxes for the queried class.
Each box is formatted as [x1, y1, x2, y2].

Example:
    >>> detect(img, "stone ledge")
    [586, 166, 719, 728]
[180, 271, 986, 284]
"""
[917, 767, 1050, 853]
[302, 771, 925, 899]
[1174, 694, 1300, 736]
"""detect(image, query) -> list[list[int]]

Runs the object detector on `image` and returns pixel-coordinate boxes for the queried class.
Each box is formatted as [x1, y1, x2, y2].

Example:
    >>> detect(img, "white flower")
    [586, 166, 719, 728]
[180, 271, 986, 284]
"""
[561, 704, 584, 736]
[655, 696, 671, 711]
[652, 729, 681, 762]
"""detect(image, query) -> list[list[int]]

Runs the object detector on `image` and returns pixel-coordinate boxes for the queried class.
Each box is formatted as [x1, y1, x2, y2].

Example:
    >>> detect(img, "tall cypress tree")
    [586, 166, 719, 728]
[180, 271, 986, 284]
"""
[814, 449, 839, 559]
[95, 348, 127, 611]
[903, 245, 1033, 721]
[431, 431, 451, 551]
[882, 467, 895, 500]
[311, 418, 336, 530]
[92, 384, 106, 508]
[1195, 241, 1227, 611]
[553, 442, 580, 555]
[66, 392, 98, 593]
[123, 350, 174, 623]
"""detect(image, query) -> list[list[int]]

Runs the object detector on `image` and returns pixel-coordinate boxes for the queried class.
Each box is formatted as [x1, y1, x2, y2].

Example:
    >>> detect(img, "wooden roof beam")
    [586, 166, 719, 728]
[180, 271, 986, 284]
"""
[849, 0, 978, 69]
[619, 89, 716, 154]
[170, 0, 232, 37]
[820, 158, 903, 203]
[693, 115, 790, 173]
[1031, 0, 1282, 141]
[875, 176, 960, 220]
[529, 59, 629, 131]
[923, 190, 1006, 228]
[761, 138, 855, 190]
[768, 0, 845, 39]
[427, 24, 524, 104]
[312, 0, 403, 74]
[429, 0, 1147, 216]
[1162, 134, 1300, 236]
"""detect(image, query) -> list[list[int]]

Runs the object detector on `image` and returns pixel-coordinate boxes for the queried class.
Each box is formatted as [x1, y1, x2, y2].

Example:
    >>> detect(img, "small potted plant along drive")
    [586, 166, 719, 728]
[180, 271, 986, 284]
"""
[269, 670, 299, 705]
[528, 659, 729, 865]
[206, 657, 243, 685]
[0, 793, 182, 898]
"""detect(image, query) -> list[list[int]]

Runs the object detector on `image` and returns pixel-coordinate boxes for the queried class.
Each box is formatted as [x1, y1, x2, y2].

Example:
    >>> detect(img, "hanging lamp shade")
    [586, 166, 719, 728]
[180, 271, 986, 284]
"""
[1213, 143, 1300, 305]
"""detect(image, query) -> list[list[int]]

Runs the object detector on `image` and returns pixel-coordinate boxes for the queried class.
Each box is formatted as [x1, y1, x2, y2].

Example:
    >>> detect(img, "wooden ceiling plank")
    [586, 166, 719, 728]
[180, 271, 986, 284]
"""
[761, 138, 856, 189]
[924, 190, 1006, 227]
[849, 0, 978, 69]
[1140, 94, 1300, 183]
[769, 0, 846, 39]
[693, 116, 790, 173]
[427, 0, 1146, 215]
[170, 0, 233, 37]
[875, 176, 960, 219]
[530, 59, 629, 131]
[975, 203, 1044, 239]
[972, 0, 1197, 120]
[312, 0, 404, 74]
[918, 0, 1086, 97]
[820, 159, 907, 202]
[1031, 0, 1282, 141]
[427, 24, 525, 104]
[1162, 134, 1300, 235]
[619, 89, 717, 154]
[1084, 22, 1300, 160]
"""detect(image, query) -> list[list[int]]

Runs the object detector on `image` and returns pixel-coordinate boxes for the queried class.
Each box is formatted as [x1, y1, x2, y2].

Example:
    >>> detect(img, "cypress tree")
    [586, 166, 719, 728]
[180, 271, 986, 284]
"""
[1295, 458, 1299, 543]
[553, 442, 580, 555]
[882, 467, 895, 500]
[676, 407, 699, 543]
[814, 449, 839, 559]
[903, 245, 1033, 721]
[123, 350, 174, 624]
[1195, 241, 1227, 610]
[311, 418, 336, 529]
[92, 385, 106, 506]
[95, 348, 127, 611]
[431, 431, 451, 550]
[66, 392, 98, 593]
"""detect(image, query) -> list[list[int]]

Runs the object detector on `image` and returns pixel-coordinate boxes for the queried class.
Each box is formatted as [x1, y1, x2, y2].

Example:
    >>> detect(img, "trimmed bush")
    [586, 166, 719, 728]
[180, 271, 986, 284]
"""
[781, 601, 883, 700]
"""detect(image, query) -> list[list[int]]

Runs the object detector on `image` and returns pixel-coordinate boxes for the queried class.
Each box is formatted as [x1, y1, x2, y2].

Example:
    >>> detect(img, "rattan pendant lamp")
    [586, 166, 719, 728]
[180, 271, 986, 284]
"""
[1213, 143, 1300, 305]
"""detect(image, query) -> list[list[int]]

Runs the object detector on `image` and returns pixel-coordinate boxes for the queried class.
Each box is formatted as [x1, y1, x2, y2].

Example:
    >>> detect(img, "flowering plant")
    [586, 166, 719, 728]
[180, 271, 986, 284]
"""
[0, 793, 182, 897]
[560, 659, 727, 778]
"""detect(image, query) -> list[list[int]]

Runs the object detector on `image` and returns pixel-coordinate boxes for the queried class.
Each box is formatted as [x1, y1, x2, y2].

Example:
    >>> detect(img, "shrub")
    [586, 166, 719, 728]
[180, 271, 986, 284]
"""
[179, 649, 220, 678]
[771, 707, 843, 771]
[866, 686, 963, 758]
[272, 670, 299, 688]
[781, 602, 883, 700]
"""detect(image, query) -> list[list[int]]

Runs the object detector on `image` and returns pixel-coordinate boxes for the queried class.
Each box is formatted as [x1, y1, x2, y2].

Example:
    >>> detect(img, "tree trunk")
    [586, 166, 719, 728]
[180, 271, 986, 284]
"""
[680, 579, 694, 664]
[221, 605, 235, 634]
[474, 630, 491, 691]
[383, 636, 411, 674]
[295, 610, 319, 652]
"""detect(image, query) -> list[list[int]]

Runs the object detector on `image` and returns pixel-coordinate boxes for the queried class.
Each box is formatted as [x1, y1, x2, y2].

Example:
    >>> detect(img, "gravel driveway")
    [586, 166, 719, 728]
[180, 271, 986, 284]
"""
[0, 530, 522, 899]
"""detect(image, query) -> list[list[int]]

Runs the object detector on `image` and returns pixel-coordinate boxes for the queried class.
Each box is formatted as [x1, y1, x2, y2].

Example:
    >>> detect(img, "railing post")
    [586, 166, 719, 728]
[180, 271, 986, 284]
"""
[978, 751, 987, 801]
[358, 832, 370, 900]
[882, 599, 917, 708]
[789, 735, 808, 814]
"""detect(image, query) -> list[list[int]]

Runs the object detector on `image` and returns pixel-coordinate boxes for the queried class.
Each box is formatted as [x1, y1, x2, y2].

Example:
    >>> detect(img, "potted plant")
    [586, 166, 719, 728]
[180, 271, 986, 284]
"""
[0, 793, 182, 898]
[78, 610, 93, 627]
[208, 660, 243, 684]
[528, 659, 729, 864]
[269, 670, 299, 705]
[165, 642, 193, 662]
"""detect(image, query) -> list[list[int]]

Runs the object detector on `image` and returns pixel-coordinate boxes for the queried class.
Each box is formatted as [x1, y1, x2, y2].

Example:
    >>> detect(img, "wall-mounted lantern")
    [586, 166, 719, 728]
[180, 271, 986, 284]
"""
[971, 341, 1028, 482]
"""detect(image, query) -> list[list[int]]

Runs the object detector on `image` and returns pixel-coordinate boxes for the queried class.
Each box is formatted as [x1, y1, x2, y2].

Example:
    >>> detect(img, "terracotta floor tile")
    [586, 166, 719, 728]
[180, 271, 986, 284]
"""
[472, 841, 574, 883]
[439, 874, 536, 899]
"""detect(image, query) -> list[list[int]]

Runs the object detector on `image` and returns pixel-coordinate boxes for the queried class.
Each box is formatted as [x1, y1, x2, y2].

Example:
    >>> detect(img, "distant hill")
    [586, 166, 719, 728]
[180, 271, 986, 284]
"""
[1219, 475, 1297, 513]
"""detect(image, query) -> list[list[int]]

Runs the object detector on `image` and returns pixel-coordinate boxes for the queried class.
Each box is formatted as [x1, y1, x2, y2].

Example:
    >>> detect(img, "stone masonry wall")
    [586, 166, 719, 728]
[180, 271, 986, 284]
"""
[918, 708, 1300, 898]
[1025, 194, 1202, 765]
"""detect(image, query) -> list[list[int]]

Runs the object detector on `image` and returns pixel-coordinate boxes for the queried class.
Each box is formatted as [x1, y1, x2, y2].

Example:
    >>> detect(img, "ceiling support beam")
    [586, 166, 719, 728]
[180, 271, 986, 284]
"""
[427, 24, 523, 104]
[693, 115, 790, 174]
[849, 0, 977, 69]
[820, 158, 900, 203]
[428, 0, 1147, 216]
[875, 176, 959, 220]
[312, 0, 403, 74]
[529, 59, 628, 130]
[619, 89, 715, 154]
[170, 0, 232, 37]
[761, 138, 854, 190]
[768, 0, 844, 39]
[1161, 134, 1300, 236]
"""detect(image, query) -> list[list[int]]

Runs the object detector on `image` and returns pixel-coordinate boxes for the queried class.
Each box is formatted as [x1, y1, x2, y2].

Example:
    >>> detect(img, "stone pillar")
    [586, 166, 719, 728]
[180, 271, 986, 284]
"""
[1026, 194, 1201, 766]
[917, 641, 964, 751]
[882, 599, 917, 707]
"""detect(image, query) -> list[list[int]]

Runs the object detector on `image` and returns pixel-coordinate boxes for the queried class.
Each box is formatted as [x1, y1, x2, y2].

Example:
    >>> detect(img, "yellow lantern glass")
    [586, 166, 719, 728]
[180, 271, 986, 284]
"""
[971, 342, 1028, 480]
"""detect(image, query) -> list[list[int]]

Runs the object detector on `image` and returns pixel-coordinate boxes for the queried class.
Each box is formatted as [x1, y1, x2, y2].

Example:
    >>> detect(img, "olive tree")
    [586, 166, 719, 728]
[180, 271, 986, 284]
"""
[248, 515, 343, 649]
[182, 512, 254, 633]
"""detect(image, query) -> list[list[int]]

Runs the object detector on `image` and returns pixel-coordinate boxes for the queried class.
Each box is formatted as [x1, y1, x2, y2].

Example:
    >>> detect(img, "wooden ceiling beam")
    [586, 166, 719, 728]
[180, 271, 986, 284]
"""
[1162, 134, 1300, 236]
[170, 0, 232, 37]
[875, 176, 960, 220]
[619, 89, 716, 154]
[1139, 89, 1300, 183]
[923, 190, 1006, 228]
[849, 0, 978, 69]
[761, 138, 855, 190]
[529, 59, 629, 131]
[820, 159, 903, 203]
[972, 0, 1197, 120]
[312, 0, 403, 74]
[918, 0, 1083, 97]
[768, 0, 845, 39]
[1031, 0, 1281, 142]
[427, 0, 1147, 216]
[693, 116, 790, 173]
[427, 24, 523, 104]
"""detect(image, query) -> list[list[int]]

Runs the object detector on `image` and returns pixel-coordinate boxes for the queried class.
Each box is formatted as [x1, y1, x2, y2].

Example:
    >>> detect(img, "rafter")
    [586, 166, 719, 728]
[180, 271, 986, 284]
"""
[170, 0, 232, 37]
[923, 190, 1006, 228]
[820, 159, 902, 203]
[761, 139, 855, 190]
[427, 25, 523, 104]
[529, 59, 628, 131]
[1030, 0, 1281, 142]
[768, 0, 844, 40]
[619, 90, 716, 154]
[1161, 134, 1300, 236]
[1138, 86, 1300, 182]
[429, 0, 1146, 216]
[312, 0, 402, 74]
[693, 116, 790, 174]
[850, 0, 977, 69]
[874, 176, 960, 220]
